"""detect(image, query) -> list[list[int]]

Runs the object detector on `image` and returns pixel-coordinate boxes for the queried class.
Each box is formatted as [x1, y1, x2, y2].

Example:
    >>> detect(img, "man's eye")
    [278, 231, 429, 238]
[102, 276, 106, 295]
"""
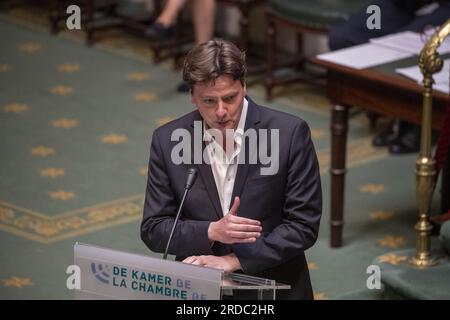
[223, 95, 236, 103]
[203, 99, 215, 104]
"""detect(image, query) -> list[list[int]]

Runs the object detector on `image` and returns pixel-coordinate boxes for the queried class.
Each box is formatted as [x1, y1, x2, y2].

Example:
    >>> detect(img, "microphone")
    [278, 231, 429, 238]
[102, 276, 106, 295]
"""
[163, 167, 198, 259]
[185, 167, 198, 190]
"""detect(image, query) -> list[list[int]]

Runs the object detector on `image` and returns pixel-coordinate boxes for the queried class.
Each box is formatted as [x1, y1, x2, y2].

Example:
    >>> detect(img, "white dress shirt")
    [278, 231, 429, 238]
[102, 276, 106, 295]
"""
[203, 98, 248, 216]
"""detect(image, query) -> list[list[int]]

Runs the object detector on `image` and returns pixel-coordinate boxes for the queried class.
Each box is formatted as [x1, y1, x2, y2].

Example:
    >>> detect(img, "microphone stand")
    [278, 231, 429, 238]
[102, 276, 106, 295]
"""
[163, 189, 189, 259]
[163, 168, 198, 259]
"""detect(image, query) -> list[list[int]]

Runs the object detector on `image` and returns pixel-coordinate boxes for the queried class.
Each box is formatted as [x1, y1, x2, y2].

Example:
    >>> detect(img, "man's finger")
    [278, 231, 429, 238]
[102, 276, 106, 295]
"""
[230, 223, 262, 232]
[229, 215, 261, 226]
[182, 256, 196, 264]
[191, 259, 202, 266]
[228, 197, 240, 215]
[229, 231, 261, 239]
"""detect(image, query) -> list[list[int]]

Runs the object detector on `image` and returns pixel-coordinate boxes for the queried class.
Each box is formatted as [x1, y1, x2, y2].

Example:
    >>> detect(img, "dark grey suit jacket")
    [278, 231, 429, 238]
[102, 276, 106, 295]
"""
[141, 97, 322, 299]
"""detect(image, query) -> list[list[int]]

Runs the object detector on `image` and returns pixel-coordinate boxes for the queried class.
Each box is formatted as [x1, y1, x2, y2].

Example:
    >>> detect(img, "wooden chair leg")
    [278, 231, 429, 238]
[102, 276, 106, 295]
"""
[238, 2, 250, 52]
[265, 12, 276, 101]
[366, 112, 379, 131]
[442, 145, 450, 213]
[296, 32, 305, 70]
[85, 0, 95, 46]
[173, 23, 184, 69]
[106, 1, 117, 17]
[154, 0, 163, 16]
[49, 0, 59, 34]
[330, 104, 349, 247]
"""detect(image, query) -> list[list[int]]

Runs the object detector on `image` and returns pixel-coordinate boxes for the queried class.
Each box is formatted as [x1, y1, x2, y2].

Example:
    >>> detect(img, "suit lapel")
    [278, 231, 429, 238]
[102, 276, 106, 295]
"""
[229, 97, 261, 210]
[197, 163, 223, 219]
[189, 111, 223, 220]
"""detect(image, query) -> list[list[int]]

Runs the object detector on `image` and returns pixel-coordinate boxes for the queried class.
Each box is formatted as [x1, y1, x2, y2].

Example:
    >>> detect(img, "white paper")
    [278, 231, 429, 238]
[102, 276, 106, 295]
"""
[395, 65, 423, 82]
[396, 59, 449, 83]
[434, 83, 449, 94]
[396, 59, 450, 94]
[316, 43, 412, 69]
[370, 30, 450, 55]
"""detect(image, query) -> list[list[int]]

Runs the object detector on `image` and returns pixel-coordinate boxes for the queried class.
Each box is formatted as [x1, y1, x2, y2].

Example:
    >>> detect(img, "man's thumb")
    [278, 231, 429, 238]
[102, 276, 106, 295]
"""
[229, 197, 240, 215]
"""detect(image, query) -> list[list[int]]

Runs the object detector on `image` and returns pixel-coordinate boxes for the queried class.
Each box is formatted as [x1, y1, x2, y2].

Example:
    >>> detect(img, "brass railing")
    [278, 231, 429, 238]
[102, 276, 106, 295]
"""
[410, 18, 450, 268]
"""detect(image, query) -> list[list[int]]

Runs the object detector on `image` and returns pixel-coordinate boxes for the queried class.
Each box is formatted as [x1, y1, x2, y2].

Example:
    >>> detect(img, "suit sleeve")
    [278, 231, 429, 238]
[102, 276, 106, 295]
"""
[140, 129, 214, 257]
[233, 120, 322, 274]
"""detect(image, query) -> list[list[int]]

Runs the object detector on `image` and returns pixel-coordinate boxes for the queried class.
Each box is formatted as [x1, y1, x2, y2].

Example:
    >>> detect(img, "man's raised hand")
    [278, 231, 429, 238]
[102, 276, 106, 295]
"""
[207, 197, 262, 244]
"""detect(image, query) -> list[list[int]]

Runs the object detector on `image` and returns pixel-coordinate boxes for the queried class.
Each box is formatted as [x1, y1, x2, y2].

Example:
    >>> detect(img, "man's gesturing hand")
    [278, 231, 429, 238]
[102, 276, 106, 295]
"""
[208, 197, 262, 244]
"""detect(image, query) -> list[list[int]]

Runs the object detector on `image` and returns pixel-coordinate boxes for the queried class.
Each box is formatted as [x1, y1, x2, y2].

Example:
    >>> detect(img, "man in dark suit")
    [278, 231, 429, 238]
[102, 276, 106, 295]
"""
[141, 39, 322, 300]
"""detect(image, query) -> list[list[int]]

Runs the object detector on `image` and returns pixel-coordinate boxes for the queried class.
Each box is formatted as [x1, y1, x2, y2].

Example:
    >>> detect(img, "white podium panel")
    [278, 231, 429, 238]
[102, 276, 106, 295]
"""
[74, 243, 222, 300]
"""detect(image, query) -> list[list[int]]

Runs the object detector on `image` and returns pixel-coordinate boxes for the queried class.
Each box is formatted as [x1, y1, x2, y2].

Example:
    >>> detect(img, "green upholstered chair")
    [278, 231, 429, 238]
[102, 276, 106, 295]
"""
[265, 0, 368, 100]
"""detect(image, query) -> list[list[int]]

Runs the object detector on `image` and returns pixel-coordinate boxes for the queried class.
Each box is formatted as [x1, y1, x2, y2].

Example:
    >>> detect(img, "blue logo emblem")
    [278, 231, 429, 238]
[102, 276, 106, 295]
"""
[90, 262, 110, 284]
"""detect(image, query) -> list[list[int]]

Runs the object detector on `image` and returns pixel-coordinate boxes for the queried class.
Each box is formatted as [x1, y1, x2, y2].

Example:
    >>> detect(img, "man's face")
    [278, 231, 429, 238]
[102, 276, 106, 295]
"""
[191, 75, 246, 136]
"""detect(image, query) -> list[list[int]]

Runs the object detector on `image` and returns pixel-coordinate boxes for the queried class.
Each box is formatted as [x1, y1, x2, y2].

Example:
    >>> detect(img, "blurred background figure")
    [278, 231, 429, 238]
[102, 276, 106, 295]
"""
[145, 0, 216, 45]
[146, 0, 217, 92]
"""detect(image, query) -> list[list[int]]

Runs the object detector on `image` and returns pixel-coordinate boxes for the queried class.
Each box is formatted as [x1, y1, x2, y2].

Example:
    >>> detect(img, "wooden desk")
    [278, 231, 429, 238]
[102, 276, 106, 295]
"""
[312, 56, 449, 248]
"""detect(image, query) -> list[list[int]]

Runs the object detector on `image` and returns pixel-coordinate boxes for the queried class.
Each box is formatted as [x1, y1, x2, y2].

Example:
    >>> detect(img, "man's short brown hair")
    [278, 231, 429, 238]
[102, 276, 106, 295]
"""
[182, 39, 247, 92]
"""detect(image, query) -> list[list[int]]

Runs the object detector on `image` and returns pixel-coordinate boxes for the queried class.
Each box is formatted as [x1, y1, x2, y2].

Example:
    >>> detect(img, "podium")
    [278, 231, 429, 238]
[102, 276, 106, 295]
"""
[74, 242, 290, 300]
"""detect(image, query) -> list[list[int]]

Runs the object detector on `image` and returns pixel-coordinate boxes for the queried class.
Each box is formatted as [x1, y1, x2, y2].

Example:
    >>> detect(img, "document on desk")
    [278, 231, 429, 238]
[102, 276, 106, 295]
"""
[316, 43, 412, 69]
[395, 59, 450, 94]
[370, 31, 450, 55]
[435, 83, 450, 94]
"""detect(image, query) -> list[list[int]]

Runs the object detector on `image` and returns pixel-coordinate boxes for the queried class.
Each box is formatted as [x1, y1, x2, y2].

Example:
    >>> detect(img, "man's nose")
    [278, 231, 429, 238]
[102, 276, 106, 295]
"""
[216, 102, 227, 119]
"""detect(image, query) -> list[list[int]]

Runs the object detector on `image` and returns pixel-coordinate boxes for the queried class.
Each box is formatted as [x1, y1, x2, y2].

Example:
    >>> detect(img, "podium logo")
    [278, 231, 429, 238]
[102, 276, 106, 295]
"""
[91, 262, 111, 284]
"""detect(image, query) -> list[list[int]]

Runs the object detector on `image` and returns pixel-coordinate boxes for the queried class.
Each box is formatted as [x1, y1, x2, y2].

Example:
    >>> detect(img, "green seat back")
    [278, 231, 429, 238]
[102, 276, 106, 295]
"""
[267, 0, 370, 30]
